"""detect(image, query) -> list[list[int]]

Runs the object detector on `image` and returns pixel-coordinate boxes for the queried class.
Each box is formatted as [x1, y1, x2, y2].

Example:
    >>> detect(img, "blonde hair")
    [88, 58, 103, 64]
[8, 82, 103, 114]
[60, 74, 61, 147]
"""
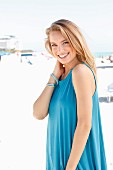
[45, 19, 97, 76]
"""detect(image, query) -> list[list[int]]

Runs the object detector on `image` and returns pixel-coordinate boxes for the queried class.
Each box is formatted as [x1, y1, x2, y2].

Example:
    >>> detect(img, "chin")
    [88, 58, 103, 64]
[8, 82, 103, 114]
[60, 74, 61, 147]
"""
[61, 60, 70, 65]
[59, 61, 67, 65]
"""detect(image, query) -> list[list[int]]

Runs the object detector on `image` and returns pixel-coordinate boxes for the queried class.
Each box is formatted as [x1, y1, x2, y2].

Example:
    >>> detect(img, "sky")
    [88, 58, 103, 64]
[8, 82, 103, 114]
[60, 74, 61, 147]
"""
[0, 0, 113, 52]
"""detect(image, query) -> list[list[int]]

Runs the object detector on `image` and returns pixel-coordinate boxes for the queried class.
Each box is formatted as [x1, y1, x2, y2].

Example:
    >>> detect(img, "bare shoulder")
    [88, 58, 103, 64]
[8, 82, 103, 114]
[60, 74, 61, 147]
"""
[72, 63, 92, 81]
[72, 63, 95, 96]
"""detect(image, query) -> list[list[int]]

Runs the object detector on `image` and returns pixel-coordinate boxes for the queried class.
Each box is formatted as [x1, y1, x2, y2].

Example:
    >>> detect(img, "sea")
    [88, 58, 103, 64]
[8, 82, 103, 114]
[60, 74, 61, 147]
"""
[93, 52, 113, 58]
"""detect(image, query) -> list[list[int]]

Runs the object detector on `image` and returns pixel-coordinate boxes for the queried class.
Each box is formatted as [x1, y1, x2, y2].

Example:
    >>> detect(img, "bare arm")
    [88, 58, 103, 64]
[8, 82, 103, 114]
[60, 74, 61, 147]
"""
[33, 76, 57, 120]
[33, 61, 64, 120]
[66, 64, 95, 170]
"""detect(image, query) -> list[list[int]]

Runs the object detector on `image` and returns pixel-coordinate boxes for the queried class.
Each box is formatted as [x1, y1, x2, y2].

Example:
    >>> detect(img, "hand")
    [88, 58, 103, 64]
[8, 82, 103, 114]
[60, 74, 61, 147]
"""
[52, 60, 65, 79]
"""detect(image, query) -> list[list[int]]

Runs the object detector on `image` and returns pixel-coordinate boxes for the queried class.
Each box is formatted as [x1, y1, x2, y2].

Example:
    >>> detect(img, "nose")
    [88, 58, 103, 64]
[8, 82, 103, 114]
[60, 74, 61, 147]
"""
[57, 45, 64, 55]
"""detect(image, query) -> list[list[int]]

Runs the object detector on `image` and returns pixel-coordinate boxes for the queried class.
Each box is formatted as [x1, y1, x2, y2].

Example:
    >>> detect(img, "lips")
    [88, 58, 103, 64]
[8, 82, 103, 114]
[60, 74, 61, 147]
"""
[59, 53, 69, 59]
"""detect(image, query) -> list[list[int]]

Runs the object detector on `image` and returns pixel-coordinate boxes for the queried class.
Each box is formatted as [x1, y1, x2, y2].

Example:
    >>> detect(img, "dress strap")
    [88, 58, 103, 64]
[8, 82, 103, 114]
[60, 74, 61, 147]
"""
[71, 65, 77, 71]
[83, 62, 97, 88]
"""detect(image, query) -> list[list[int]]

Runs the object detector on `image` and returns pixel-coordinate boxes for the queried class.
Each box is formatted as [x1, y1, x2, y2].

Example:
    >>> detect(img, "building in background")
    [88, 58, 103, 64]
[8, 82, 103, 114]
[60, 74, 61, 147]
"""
[0, 35, 22, 50]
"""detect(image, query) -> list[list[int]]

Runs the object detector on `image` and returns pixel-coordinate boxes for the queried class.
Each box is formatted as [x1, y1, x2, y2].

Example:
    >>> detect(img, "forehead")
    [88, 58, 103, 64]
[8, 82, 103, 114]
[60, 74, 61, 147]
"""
[49, 31, 66, 43]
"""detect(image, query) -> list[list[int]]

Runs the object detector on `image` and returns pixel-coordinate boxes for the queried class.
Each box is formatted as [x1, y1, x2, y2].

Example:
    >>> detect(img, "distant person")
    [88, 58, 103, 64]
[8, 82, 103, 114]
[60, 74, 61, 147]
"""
[109, 55, 113, 63]
[33, 19, 107, 170]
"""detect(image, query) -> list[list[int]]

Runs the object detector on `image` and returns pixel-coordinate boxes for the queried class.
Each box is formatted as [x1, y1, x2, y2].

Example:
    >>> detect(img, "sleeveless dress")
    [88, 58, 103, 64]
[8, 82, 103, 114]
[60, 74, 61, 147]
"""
[46, 62, 107, 170]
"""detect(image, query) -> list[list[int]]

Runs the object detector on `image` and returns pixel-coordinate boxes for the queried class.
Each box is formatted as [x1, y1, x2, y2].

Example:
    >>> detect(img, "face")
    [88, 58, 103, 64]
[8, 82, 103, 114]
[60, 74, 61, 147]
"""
[49, 31, 77, 65]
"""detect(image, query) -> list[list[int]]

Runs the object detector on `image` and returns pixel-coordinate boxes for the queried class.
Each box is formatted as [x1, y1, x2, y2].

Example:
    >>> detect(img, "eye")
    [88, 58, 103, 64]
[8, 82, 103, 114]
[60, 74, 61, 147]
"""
[63, 41, 69, 45]
[51, 44, 57, 47]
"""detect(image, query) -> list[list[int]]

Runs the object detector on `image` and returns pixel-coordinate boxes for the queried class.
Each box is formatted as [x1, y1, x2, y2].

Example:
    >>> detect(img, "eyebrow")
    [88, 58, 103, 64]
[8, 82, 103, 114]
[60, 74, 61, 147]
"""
[50, 39, 67, 44]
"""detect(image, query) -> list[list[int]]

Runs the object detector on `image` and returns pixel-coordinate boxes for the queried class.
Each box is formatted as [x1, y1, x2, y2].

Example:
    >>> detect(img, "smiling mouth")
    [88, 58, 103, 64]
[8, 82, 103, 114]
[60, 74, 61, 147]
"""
[59, 53, 69, 59]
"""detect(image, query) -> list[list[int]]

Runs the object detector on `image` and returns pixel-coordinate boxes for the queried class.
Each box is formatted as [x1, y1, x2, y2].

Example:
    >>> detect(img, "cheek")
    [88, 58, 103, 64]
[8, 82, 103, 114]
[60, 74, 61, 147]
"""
[52, 49, 57, 57]
[71, 49, 76, 57]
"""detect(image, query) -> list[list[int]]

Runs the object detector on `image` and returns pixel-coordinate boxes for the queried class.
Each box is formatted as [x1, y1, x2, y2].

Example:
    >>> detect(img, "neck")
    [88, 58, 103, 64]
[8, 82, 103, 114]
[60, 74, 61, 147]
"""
[60, 60, 82, 80]
[63, 59, 81, 74]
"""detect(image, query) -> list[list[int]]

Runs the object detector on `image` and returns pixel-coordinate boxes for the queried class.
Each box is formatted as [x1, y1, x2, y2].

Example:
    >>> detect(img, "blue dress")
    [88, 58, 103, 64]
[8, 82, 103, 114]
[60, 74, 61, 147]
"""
[46, 62, 107, 170]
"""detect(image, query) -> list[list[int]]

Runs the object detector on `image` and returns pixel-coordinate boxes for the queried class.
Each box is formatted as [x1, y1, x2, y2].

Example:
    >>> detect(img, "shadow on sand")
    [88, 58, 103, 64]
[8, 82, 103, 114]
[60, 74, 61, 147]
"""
[99, 97, 113, 103]
[97, 65, 113, 69]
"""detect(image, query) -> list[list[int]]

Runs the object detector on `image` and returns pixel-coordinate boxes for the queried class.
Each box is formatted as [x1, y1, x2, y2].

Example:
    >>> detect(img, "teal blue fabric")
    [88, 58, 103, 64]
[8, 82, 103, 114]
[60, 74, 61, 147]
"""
[46, 62, 107, 170]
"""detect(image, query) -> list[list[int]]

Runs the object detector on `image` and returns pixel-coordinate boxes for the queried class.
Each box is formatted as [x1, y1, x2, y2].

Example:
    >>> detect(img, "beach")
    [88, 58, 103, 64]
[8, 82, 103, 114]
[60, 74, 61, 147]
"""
[0, 55, 113, 170]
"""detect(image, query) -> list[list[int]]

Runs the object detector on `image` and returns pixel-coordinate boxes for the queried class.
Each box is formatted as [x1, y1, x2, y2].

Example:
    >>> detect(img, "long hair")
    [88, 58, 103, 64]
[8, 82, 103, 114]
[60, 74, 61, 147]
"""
[45, 19, 97, 76]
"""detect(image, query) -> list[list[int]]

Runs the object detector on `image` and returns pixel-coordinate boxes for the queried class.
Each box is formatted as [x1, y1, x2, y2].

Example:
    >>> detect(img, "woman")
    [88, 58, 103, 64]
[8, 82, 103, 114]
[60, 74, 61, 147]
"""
[33, 19, 107, 170]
